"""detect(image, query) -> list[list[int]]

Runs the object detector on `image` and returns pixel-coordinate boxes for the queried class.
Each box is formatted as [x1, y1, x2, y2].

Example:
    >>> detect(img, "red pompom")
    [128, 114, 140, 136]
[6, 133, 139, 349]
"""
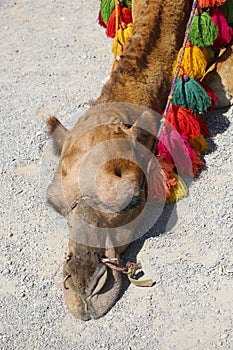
[199, 81, 218, 110]
[166, 104, 201, 139]
[192, 114, 210, 138]
[106, 7, 133, 38]
[122, 8, 132, 25]
[98, 11, 106, 28]
[106, 9, 116, 37]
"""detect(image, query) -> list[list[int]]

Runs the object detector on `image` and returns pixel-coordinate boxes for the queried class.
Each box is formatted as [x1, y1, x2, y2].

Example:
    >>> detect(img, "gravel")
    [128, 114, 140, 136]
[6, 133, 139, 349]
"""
[0, 1, 232, 349]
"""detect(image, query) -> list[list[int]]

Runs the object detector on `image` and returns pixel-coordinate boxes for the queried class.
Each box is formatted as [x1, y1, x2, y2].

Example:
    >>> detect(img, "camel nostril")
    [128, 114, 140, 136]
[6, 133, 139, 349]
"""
[115, 167, 122, 177]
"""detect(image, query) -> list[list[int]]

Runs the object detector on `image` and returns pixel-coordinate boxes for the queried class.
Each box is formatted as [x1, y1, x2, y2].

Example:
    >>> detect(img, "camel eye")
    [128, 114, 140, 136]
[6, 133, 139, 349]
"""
[115, 167, 122, 177]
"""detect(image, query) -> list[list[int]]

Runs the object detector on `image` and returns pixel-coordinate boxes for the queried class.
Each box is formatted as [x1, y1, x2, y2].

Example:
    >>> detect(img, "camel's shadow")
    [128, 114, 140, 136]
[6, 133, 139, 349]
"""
[115, 106, 231, 302]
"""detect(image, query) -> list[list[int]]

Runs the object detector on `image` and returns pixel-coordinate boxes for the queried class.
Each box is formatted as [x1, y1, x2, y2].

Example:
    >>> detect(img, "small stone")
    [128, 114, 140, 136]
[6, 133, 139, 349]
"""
[217, 341, 223, 347]
[2, 268, 10, 275]
[220, 333, 228, 340]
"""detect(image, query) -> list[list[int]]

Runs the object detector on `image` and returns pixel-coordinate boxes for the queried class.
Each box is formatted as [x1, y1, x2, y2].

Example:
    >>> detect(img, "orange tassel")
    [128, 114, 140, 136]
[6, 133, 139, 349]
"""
[191, 152, 205, 176]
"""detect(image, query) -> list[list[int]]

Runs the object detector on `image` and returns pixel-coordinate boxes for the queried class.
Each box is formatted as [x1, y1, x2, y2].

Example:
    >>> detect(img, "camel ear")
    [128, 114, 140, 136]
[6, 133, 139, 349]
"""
[47, 168, 69, 216]
[129, 111, 160, 149]
[47, 117, 69, 155]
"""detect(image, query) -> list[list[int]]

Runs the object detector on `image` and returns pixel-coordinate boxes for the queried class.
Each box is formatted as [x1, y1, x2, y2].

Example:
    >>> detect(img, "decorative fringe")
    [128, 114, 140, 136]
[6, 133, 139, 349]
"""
[112, 23, 132, 55]
[106, 6, 132, 38]
[198, 0, 215, 7]
[193, 114, 210, 137]
[199, 80, 218, 110]
[189, 10, 218, 47]
[173, 41, 208, 80]
[158, 127, 194, 176]
[191, 152, 205, 176]
[98, 11, 107, 28]
[100, 0, 116, 25]
[198, 0, 227, 7]
[157, 158, 177, 198]
[166, 173, 188, 204]
[106, 9, 117, 38]
[210, 6, 233, 48]
[189, 134, 209, 153]
[122, 7, 133, 25]
[166, 104, 201, 139]
[172, 74, 212, 113]
[201, 47, 214, 64]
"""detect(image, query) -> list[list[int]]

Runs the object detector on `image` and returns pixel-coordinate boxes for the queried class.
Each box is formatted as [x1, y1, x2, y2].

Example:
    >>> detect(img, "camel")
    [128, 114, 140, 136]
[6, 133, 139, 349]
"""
[47, 0, 232, 320]
[203, 44, 233, 108]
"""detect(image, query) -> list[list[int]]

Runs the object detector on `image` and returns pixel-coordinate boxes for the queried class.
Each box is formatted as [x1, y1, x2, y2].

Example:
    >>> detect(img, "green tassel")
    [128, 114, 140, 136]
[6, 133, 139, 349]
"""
[220, 0, 233, 26]
[172, 75, 212, 114]
[100, 0, 115, 25]
[189, 10, 218, 47]
[121, 0, 132, 9]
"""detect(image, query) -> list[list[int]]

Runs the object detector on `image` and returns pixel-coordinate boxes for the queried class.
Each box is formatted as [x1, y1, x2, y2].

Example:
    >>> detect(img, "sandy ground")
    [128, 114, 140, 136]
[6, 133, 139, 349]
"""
[0, 1, 232, 349]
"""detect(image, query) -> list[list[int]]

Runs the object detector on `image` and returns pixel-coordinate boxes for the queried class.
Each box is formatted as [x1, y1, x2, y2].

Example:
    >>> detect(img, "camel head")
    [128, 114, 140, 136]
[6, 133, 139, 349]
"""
[47, 104, 160, 320]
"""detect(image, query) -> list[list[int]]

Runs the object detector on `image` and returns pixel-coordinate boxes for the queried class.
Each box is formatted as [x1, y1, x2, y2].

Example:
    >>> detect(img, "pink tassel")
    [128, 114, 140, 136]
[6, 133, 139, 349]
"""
[158, 123, 193, 177]
[210, 6, 233, 49]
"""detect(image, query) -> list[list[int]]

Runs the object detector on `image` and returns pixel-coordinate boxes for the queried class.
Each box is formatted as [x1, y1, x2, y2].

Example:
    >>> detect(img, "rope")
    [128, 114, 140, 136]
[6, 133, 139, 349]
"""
[110, 0, 119, 75]
[101, 258, 154, 287]
[157, 0, 199, 139]
[69, 194, 118, 213]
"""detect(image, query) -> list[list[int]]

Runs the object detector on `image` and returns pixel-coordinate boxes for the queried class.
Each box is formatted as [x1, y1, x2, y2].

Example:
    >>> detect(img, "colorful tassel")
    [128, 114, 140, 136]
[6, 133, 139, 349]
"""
[166, 173, 188, 204]
[98, 11, 107, 28]
[198, 0, 227, 7]
[201, 46, 215, 64]
[122, 7, 133, 25]
[173, 41, 208, 80]
[191, 152, 205, 176]
[158, 126, 193, 176]
[198, 0, 215, 7]
[100, 0, 116, 25]
[193, 114, 210, 137]
[215, 0, 228, 5]
[106, 9, 117, 38]
[172, 74, 212, 113]
[189, 134, 209, 153]
[166, 104, 201, 139]
[112, 23, 132, 55]
[189, 9, 218, 47]
[199, 81, 218, 110]
[106, 7, 132, 38]
[124, 0, 132, 9]
[157, 158, 177, 198]
[210, 6, 233, 48]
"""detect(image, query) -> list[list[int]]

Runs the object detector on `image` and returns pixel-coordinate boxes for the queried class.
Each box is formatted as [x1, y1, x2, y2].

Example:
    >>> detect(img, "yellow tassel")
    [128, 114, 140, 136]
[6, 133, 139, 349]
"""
[201, 47, 212, 65]
[112, 24, 132, 56]
[189, 134, 209, 154]
[173, 42, 208, 80]
[166, 173, 188, 204]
